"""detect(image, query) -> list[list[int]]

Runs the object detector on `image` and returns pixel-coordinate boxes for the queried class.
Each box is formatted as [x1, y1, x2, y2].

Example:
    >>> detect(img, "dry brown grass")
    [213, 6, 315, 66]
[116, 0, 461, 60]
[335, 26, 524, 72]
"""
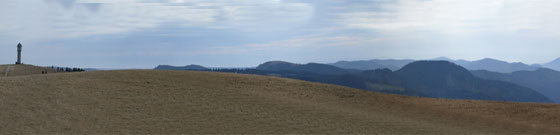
[0, 70, 559, 134]
[0, 64, 60, 77]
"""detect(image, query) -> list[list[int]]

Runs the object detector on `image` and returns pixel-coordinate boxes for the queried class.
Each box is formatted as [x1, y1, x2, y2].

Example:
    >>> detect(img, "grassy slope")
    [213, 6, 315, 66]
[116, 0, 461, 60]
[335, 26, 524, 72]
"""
[0, 64, 60, 77]
[0, 70, 559, 134]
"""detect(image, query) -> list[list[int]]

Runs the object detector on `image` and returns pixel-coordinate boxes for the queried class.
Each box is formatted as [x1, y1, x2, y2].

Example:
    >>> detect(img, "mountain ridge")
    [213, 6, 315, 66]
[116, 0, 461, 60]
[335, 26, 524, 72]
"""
[256, 61, 358, 75]
[329, 57, 544, 73]
[472, 68, 560, 103]
[216, 60, 553, 103]
[543, 57, 560, 71]
[460, 58, 538, 73]
[153, 60, 554, 103]
[393, 61, 551, 102]
[155, 64, 208, 70]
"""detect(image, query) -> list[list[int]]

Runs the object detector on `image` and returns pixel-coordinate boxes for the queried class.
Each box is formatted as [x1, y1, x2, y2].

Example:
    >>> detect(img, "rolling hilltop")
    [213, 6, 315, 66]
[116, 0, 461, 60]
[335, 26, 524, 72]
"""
[0, 64, 60, 77]
[1, 70, 559, 134]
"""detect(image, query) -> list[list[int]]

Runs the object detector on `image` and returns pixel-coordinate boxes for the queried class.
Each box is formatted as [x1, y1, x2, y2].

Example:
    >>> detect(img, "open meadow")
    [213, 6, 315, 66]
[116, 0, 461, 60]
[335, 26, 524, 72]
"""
[0, 67, 559, 134]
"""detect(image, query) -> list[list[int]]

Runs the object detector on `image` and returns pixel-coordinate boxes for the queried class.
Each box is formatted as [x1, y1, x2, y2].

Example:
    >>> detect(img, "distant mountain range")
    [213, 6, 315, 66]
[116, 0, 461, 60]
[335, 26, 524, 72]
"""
[155, 65, 208, 70]
[439, 57, 539, 73]
[256, 61, 359, 75]
[472, 68, 560, 103]
[155, 60, 554, 103]
[330, 59, 414, 71]
[543, 58, 560, 71]
[394, 61, 550, 102]
[329, 57, 560, 73]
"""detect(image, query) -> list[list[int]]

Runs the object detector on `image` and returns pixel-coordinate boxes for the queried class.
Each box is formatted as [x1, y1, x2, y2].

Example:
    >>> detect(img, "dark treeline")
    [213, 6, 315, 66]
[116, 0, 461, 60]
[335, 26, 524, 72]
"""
[48, 66, 86, 72]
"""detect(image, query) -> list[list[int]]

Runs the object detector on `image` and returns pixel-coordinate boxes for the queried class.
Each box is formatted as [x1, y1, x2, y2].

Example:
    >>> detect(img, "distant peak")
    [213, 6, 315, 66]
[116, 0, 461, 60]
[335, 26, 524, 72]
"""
[476, 58, 509, 63]
[543, 57, 560, 66]
[399, 60, 462, 71]
[432, 57, 454, 61]
[480, 58, 499, 61]
[552, 57, 560, 62]
[407, 60, 454, 65]
[185, 64, 204, 67]
[396, 60, 474, 79]
[434, 56, 451, 59]
[256, 61, 299, 70]
[334, 60, 351, 63]
[260, 61, 298, 65]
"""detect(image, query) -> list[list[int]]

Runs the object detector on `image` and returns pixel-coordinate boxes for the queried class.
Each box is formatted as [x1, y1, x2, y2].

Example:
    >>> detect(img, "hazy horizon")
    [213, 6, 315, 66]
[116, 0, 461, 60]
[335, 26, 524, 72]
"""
[2, 56, 558, 69]
[2, 0, 560, 68]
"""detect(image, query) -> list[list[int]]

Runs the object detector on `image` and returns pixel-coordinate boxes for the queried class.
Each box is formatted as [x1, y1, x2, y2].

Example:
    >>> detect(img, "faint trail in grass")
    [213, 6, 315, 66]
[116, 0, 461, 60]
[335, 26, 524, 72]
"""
[4, 66, 11, 77]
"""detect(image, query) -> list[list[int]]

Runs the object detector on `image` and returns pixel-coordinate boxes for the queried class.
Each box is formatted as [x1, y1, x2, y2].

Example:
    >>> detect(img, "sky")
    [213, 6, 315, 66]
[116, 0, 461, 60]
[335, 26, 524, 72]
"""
[1, 0, 560, 68]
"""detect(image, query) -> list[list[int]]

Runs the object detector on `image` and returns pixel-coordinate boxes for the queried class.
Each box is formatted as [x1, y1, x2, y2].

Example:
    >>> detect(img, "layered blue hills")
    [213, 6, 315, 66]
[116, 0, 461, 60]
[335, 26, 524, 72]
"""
[329, 57, 548, 73]
[155, 60, 554, 103]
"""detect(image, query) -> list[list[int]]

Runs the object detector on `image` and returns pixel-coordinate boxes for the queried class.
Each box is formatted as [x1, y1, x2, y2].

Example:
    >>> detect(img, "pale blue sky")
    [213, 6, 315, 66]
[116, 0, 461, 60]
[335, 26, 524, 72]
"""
[1, 0, 560, 68]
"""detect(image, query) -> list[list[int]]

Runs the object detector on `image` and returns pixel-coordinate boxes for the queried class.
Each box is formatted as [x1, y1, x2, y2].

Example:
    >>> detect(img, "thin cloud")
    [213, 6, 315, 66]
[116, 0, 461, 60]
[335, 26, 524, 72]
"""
[339, 0, 560, 34]
[2, 0, 560, 68]
[0, 0, 313, 42]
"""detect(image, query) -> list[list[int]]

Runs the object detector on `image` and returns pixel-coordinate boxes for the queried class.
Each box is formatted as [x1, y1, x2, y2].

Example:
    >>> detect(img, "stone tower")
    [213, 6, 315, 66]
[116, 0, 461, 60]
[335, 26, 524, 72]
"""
[16, 43, 22, 64]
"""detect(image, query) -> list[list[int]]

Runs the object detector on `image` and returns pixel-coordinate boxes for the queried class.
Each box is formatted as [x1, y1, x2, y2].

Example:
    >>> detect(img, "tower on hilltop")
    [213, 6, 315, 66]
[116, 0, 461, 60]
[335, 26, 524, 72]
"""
[16, 43, 22, 64]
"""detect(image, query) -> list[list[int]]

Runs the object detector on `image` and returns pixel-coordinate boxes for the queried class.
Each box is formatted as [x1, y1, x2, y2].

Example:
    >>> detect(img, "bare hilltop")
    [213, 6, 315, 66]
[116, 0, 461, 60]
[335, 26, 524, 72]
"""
[0, 64, 60, 77]
[1, 69, 559, 134]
